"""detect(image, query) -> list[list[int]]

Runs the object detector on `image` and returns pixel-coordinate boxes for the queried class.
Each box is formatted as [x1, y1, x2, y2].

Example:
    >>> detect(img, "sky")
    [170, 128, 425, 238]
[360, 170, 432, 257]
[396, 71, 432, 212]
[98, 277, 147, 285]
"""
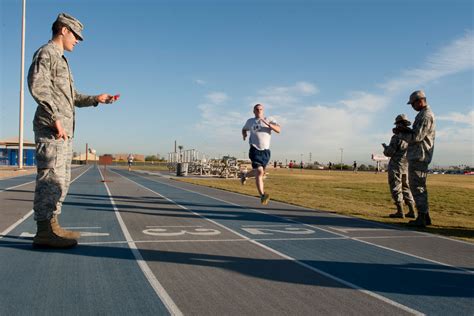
[1, 0, 473, 167]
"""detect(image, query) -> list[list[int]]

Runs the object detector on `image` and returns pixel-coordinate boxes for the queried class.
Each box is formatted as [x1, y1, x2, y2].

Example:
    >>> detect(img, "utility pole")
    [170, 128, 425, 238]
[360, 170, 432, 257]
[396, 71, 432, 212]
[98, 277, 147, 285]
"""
[17, 0, 26, 169]
[339, 148, 344, 171]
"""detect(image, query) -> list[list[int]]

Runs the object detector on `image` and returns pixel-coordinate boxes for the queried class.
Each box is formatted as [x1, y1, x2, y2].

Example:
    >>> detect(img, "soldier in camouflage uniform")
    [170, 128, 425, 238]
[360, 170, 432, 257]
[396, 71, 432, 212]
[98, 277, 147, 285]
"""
[28, 13, 116, 248]
[395, 90, 436, 227]
[382, 114, 416, 219]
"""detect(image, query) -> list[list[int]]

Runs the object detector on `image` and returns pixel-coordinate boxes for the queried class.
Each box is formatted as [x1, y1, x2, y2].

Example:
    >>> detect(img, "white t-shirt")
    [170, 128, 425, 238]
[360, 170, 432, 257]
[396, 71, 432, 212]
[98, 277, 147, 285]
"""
[242, 117, 278, 150]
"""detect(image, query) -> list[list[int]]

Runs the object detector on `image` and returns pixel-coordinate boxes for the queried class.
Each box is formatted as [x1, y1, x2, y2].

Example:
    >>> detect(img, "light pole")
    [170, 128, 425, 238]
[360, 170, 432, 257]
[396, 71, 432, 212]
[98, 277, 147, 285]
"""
[17, 0, 26, 169]
[339, 148, 344, 171]
[178, 145, 183, 162]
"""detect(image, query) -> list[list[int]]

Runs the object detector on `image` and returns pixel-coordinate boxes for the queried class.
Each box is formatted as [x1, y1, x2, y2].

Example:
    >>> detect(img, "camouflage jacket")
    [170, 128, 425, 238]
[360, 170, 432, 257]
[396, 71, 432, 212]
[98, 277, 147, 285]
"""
[28, 41, 98, 142]
[383, 134, 408, 172]
[399, 106, 436, 164]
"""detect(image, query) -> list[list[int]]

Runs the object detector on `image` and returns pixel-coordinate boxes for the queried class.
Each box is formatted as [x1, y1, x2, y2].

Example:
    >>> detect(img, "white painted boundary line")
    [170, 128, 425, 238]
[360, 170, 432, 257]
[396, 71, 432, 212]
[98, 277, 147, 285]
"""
[0, 166, 92, 239]
[0, 180, 36, 193]
[112, 169, 424, 316]
[0, 166, 86, 193]
[79, 237, 348, 245]
[0, 210, 34, 238]
[98, 167, 183, 316]
[81, 238, 248, 245]
[1, 235, 437, 247]
[138, 171, 474, 275]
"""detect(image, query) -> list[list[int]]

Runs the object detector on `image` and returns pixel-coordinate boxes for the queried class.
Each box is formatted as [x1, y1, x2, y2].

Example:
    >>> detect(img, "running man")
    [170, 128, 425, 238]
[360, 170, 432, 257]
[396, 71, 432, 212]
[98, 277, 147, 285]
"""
[127, 153, 134, 171]
[241, 104, 281, 205]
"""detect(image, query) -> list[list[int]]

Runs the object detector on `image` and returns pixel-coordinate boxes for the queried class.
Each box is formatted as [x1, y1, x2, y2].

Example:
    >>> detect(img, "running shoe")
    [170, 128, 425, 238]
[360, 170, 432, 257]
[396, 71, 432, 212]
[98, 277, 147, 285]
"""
[240, 173, 247, 185]
[261, 193, 270, 205]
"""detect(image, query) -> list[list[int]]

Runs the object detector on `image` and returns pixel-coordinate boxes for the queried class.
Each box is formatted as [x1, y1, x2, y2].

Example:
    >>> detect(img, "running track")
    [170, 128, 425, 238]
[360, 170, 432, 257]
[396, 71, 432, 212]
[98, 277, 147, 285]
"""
[0, 165, 472, 315]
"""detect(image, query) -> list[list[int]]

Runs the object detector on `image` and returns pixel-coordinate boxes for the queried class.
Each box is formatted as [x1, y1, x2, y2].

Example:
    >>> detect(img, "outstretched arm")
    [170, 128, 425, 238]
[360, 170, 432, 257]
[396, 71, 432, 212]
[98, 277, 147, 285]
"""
[74, 91, 116, 107]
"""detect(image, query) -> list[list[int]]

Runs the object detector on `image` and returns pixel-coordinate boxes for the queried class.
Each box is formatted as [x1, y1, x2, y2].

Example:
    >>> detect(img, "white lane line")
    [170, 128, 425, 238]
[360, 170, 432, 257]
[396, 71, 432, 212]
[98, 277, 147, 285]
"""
[0, 166, 92, 239]
[77, 236, 349, 245]
[112, 169, 424, 316]
[0, 180, 36, 193]
[358, 235, 435, 240]
[137, 171, 474, 275]
[145, 225, 203, 228]
[414, 230, 474, 246]
[0, 210, 34, 238]
[19, 232, 35, 238]
[78, 232, 110, 237]
[0, 165, 85, 192]
[98, 167, 183, 316]
[241, 224, 292, 227]
[329, 226, 392, 233]
[64, 226, 101, 229]
[80, 238, 249, 245]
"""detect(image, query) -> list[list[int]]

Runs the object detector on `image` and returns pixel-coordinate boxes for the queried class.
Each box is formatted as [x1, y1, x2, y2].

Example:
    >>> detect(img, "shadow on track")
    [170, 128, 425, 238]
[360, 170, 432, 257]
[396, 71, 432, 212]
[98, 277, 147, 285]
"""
[0, 239, 472, 299]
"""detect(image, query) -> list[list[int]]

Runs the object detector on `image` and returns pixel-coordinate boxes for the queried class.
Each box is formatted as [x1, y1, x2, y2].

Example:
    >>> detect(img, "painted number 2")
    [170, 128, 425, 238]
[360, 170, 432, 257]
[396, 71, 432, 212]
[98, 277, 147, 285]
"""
[241, 227, 315, 235]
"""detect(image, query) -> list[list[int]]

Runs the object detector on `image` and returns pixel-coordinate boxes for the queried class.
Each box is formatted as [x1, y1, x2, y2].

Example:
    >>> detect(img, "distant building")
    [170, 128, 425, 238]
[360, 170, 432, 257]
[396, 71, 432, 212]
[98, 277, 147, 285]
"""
[0, 137, 36, 166]
[72, 152, 99, 162]
[114, 153, 145, 162]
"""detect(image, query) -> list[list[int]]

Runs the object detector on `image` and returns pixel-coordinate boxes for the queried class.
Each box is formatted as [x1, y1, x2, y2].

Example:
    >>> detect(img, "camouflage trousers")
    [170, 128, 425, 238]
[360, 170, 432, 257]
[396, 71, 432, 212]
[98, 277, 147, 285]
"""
[408, 161, 430, 214]
[387, 168, 414, 205]
[33, 138, 73, 221]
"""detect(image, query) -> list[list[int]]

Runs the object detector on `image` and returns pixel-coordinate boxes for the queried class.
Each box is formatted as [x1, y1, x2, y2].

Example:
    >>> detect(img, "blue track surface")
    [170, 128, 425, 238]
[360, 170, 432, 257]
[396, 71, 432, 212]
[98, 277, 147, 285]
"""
[0, 173, 36, 191]
[0, 167, 169, 315]
[1, 166, 473, 315]
[111, 168, 474, 316]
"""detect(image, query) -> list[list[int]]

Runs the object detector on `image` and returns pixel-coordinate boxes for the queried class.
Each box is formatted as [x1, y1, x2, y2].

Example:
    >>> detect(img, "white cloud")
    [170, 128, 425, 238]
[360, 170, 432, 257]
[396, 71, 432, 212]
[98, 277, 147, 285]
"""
[196, 102, 245, 129]
[194, 32, 473, 164]
[438, 110, 474, 126]
[340, 91, 389, 112]
[293, 81, 319, 95]
[205, 92, 229, 104]
[252, 81, 319, 109]
[433, 126, 473, 166]
[194, 79, 207, 85]
[380, 31, 474, 93]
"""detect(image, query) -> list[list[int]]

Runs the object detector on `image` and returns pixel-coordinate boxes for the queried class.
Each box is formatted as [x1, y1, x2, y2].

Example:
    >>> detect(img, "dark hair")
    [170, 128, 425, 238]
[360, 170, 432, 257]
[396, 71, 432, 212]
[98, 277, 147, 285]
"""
[253, 104, 263, 111]
[52, 20, 68, 37]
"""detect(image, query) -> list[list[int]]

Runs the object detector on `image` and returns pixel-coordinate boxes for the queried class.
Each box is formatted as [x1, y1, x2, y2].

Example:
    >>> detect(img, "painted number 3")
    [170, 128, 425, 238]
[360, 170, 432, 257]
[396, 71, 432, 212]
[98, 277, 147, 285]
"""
[143, 227, 221, 237]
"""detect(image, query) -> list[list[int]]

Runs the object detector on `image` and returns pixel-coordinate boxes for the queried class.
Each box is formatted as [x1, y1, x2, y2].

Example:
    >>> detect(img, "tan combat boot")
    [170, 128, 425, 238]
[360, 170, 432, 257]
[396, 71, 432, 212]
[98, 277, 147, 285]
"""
[389, 203, 404, 218]
[51, 215, 81, 239]
[33, 220, 78, 249]
[405, 202, 416, 218]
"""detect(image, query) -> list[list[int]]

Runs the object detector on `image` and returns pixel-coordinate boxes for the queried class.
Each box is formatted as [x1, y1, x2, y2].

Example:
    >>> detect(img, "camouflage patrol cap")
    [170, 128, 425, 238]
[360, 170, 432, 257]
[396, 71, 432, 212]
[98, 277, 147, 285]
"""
[394, 114, 411, 125]
[56, 13, 84, 41]
[407, 90, 426, 104]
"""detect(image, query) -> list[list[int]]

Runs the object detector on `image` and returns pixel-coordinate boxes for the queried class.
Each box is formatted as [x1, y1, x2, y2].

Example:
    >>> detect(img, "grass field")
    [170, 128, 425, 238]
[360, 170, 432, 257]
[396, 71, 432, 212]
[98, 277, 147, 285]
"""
[170, 168, 473, 242]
